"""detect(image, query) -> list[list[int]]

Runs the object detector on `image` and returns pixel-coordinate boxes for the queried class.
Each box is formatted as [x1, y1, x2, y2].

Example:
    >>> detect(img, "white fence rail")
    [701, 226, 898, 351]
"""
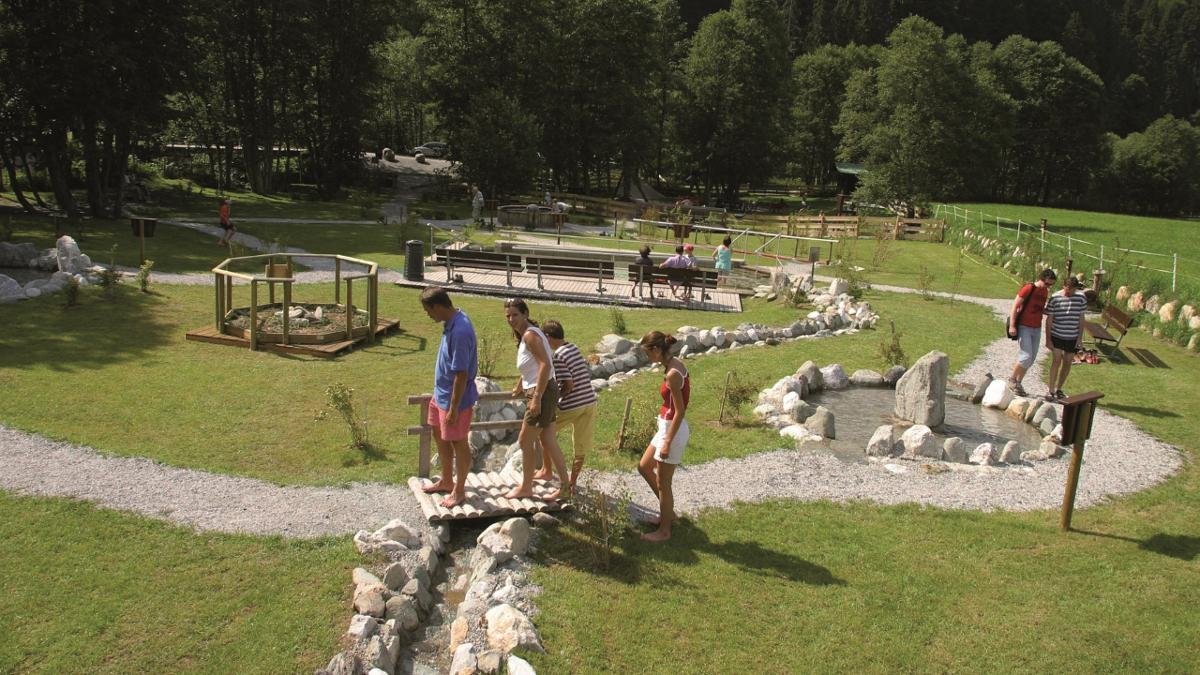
[934, 203, 1200, 292]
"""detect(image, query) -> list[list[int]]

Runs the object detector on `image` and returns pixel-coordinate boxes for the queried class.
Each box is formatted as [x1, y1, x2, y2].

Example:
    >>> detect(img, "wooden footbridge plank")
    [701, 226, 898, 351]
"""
[186, 318, 400, 358]
[407, 473, 571, 524]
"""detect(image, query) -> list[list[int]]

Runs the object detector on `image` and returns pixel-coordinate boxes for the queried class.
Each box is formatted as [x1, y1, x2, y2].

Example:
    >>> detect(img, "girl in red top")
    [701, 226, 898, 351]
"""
[637, 330, 690, 542]
[217, 198, 235, 246]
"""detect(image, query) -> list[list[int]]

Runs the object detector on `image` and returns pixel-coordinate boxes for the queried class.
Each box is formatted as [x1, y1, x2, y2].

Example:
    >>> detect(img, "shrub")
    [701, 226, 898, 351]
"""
[619, 416, 656, 456]
[62, 276, 80, 308]
[571, 479, 634, 571]
[719, 373, 760, 424]
[315, 383, 370, 451]
[878, 320, 908, 369]
[476, 330, 506, 379]
[917, 265, 935, 300]
[136, 260, 154, 293]
[609, 307, 627, 334]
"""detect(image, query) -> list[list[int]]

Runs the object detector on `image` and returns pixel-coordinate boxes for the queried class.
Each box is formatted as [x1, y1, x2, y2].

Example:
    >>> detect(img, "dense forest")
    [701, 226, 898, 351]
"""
[1, 0, 1197, 218]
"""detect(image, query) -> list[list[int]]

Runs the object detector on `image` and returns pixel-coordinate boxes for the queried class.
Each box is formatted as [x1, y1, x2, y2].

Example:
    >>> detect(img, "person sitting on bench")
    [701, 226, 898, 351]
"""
[659, 245, 693, 299]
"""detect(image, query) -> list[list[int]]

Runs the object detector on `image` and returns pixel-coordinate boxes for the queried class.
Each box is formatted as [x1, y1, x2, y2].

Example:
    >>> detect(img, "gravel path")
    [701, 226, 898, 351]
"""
[0, 241, 1185, 535]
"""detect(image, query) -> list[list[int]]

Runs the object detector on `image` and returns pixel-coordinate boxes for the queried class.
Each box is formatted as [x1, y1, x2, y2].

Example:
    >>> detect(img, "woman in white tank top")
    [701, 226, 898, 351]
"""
[504, 299, 571, 501]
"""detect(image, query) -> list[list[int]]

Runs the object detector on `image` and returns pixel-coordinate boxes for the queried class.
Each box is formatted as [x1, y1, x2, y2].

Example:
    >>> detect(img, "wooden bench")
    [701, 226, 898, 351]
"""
[437, 248, 523, 286]
[1084, 305, 1134, 350]
[628, 264, 719, 302]
[526, 255, 615, 293]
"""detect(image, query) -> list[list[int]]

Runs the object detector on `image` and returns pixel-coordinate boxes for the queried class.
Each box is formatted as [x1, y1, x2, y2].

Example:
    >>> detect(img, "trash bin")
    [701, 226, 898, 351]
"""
[404, 239, 424, 281]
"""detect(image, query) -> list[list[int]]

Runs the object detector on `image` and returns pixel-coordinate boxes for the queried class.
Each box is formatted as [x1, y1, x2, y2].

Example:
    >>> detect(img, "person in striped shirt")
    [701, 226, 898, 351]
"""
[1043, 276, 1088, 401]
[534, 320, 597, 489]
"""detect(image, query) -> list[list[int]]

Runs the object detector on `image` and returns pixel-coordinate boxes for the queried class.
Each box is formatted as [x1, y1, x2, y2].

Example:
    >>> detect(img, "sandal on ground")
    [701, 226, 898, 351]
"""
[1054, 389, 1066, 401]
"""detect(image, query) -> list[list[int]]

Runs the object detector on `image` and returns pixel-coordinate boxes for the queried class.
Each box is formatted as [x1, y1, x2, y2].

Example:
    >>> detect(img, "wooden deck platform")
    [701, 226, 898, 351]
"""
[396, 267, 742, 312]
[407, 473, 572, 523]
[185, 318, 401, 358]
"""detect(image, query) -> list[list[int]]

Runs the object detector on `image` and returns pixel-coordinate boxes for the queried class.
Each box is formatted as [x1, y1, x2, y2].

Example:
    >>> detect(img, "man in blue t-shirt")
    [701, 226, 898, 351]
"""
[419, 287, 478, 508]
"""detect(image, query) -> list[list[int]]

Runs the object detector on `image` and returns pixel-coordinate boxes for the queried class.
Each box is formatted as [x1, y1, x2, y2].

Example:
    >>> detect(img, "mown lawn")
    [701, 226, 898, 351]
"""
[528, 327, 1200, 673]
[951, 202, 1200, 279]
[0, 279, 994, 484]
[0, 493, 356, 674]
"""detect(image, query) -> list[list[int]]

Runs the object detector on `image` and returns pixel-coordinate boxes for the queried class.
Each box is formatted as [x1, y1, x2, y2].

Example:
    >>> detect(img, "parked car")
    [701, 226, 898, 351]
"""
[413, 141, 448, 158]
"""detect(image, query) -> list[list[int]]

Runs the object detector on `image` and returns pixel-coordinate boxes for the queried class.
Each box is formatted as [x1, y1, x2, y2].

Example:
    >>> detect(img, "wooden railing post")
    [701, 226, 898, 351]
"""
[249, 281, 259, 351]
[345, 278, 354, 340]
[214, 272, 223, 330]
[281, 281, 291, 346]
[418, 398, 431, 477]
[334, 257, 342, 304]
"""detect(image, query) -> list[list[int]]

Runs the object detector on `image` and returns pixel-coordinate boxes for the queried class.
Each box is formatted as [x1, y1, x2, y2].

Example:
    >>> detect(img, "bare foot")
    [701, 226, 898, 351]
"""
[542, 487, 571, 502]
[531, 469, 554, 481]
[440, 492, 467, 508]
[421, 479, 453, 494]
[504, 487, 536, 499]
[640, 529, 671, 542]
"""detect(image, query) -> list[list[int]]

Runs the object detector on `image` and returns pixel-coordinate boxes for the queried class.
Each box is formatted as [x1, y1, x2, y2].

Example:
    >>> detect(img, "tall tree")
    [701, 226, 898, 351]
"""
[676, 0, 791, 203]
[1107, 115, 1200, 215]
[788, 42, 878, 186]
[837, 16, 997, 205]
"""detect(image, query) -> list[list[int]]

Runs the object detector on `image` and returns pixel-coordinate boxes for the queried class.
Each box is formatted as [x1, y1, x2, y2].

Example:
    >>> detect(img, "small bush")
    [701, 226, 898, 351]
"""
[786, 285, 808, 308]
[572, 479, 634, 571]
[136, 260, 154, 293]
[315, 383, 370, 451]
[917, 265, 935, 300]
[719, 373, 760, 424]
[950, 250, 965, 300]
[62, 276, 80, 307]
[619, 416, 656, 456]
[476, 330, 506, 379]
[878, 320, 908, 369]
[609, 307, 627, 334]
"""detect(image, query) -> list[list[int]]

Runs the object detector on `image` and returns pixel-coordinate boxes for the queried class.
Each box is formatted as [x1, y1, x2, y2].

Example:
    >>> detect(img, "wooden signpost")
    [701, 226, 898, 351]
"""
[1058, 390, 1104, 531]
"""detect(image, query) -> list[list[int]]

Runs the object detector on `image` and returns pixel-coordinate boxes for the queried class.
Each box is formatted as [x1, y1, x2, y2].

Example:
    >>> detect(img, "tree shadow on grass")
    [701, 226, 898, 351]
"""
[1103, 403, 1180, 419]
[0, 286, 176, 371]
[1072, 529, 1200, 561]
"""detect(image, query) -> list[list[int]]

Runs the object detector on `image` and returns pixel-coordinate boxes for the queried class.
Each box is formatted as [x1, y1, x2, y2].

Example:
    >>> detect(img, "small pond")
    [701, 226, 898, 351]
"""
[805, 387, 1045, 462]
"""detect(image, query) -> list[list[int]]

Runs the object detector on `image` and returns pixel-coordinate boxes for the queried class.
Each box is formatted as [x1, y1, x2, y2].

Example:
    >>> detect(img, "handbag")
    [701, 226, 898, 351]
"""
[1008, 282, 1034, 340]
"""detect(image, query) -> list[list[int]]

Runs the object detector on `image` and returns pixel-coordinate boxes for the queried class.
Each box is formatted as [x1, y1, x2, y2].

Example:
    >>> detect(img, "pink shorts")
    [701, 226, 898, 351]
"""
[427, 401, 472, 441]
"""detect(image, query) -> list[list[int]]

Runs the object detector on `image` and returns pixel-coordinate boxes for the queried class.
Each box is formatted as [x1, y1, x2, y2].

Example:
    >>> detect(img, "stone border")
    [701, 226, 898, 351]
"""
[318, 514, 553, 675]
[753, 354, 1072, 473]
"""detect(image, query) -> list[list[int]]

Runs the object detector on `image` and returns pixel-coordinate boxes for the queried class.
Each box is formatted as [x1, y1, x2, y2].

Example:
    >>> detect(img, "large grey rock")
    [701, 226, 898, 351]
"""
[943, 437, 968, 463]
[803, 406, 835, 439]
[999, 441, 1023, 463]
[500, 517, 531, 556]
[795, 361, 823, 392]
[1032, 403, 1058, 427]
[596, 334, 633, 355]
[347, 613, 378, 640]
[820, 364, 849, 390]
[353, 583, 388, 617]
[981, 380, 1014, 409]
[0, 275, 22, 302]
[374, 519, 421, 548]
[893, 351, 949, 427]
[900, 425, 939, 458]
[791, 400, 817, 423]
[450, 643, 478, 675]
[865, 425, 896, 457]
[384, 595, 420, 632]
[507, 655, 537, 675]
[970, 374, 992, 403]
[353, 567, 383, 587]
[970, 442, 999, 466]
[0, 241, 38, 267]
[485, 604, 543, 654]
[849, 369, 886, 386]
[321, 652, 359, 675]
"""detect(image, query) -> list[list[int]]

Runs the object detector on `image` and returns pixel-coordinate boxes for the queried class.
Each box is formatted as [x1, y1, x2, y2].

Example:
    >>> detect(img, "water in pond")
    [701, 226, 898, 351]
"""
[806, 387, 1045, 461]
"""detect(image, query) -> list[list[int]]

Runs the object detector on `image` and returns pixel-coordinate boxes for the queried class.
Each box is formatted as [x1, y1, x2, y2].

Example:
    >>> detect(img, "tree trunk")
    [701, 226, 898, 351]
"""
[79, 117, 106, 217]
[109, 127, 131, 218]
[41, 127, 79, 223]
[0, 139, 36, 213]
[19, 140, 49, 209]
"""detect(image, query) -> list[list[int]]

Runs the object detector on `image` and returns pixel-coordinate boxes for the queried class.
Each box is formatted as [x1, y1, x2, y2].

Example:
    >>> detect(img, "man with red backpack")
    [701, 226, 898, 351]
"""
[1007, 268, 1057, 396]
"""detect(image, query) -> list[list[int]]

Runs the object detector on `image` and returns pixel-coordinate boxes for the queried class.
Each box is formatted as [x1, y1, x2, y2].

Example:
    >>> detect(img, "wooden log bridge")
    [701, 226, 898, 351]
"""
[407, 392, 572, 523]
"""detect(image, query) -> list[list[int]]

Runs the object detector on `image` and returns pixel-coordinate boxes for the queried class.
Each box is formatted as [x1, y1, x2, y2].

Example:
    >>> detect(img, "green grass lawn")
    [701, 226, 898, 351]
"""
[516, 228, 1019, 299]
[3, 211, 230, 274]
[951, 202, 1200, 281]
[0, 493, 356, 673]
[528, 328, 1200, 672]
[0, 280, 994, 485]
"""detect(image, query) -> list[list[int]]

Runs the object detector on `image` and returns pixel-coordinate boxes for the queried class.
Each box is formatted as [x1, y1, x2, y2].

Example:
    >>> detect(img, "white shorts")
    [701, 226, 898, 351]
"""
[651, 416, 689, 465]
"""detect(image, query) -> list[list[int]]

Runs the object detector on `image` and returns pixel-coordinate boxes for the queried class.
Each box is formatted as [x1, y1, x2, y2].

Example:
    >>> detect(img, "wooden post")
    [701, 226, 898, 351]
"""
[718, 371, 734, 424]
[281, 281, 291, 345]
[138, 221, 145, 266]
[225, 275, 233, 319]
[345, 278, 354, 340]
[616, 397, 634, 450]
[214, 272, 223, 330]
[418, 399, 431, 478]
[368, 273, 378, 344]
[334, 257, 341, 304]
[249, 281, 259, 351]
[1058, 391, 1103, 531]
